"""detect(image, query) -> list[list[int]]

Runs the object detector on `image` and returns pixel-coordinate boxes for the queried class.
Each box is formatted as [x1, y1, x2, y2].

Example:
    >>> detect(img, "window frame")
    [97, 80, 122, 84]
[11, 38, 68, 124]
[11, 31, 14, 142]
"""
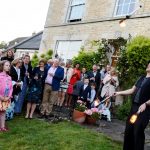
[55, 40, 82, 62]
[114, 0, 137, 17]
[67, 0, 86, 22]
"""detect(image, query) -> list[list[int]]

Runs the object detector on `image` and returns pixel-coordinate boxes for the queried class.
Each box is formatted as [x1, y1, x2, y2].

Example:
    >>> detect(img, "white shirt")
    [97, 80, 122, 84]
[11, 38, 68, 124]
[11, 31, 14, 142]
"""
[45, 67, 57, 84]
[83, 84, 88, 90]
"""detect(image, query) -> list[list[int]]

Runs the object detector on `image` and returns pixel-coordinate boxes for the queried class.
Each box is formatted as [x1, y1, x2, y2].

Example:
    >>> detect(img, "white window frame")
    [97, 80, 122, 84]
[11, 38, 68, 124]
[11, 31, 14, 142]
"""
[67, 0, 86, 22]
[114, 0, 137, 17]
[55, 40, 82, 62]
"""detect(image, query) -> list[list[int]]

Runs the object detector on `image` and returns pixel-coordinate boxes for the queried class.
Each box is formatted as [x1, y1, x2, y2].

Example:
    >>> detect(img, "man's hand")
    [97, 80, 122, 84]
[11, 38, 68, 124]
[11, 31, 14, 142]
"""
[138, 103, 146, 113]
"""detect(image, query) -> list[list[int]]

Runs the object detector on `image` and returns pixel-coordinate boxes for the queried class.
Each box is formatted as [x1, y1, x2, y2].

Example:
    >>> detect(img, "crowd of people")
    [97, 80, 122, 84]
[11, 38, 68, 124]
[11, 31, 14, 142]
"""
[0, 49, 119, 132]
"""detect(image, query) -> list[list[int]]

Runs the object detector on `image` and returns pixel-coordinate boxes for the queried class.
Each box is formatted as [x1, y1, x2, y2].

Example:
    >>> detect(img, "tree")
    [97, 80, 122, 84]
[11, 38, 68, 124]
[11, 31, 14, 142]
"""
[0, 41, 7, 49]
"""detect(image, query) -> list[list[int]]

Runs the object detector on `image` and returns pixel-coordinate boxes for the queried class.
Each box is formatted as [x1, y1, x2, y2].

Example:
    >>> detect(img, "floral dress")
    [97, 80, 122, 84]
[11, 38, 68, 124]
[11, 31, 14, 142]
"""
[0, 72, 13, 120]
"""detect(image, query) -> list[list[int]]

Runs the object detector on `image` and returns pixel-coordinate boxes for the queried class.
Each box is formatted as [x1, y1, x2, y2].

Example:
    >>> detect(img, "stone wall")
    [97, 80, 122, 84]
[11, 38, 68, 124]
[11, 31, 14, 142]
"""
[40, 0, 150, 52]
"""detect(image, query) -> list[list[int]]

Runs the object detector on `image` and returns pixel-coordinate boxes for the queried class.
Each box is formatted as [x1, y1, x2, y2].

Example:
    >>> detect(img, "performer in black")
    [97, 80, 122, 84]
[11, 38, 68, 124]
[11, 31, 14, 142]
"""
[114, 61, 150, 150]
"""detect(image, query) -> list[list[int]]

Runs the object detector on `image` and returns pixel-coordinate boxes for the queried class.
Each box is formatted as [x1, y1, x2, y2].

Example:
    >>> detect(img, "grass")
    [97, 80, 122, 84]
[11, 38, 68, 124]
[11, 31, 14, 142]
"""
[0, 117, 122, 150]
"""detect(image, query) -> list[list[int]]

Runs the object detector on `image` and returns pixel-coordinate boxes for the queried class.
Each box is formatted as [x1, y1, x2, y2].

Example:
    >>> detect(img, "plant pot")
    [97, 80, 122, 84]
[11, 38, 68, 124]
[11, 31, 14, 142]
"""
[72, 109, 86, 123]
[86, 115, 97, 124]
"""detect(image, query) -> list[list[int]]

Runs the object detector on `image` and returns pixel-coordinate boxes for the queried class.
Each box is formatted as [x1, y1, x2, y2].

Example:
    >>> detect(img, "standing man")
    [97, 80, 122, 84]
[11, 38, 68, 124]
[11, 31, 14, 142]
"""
[114, 61, 150, 150]
[40, 59, 64, 118]
[88, 65, 101, 93]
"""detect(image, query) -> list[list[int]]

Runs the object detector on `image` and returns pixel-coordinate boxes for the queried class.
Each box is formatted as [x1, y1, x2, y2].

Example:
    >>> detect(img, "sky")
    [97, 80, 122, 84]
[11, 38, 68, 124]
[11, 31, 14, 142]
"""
[0, 0, 50, 43]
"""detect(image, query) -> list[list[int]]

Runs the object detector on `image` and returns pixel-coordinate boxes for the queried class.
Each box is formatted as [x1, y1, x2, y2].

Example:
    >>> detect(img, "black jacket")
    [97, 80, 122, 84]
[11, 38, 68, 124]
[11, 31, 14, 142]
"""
[20, 63, 32, 84]
[10, 66, 23, 95]
[87, 71, 101, 91]
[79, 85, 91, 101]
[1, 56, 14, 62]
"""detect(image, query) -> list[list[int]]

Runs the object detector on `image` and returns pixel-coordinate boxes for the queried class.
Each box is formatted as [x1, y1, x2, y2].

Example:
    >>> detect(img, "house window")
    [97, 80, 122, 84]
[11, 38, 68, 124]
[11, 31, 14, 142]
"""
[115, 0, 136, 17]
[68, 0, 85, 22]
[55, 40, 82, 62]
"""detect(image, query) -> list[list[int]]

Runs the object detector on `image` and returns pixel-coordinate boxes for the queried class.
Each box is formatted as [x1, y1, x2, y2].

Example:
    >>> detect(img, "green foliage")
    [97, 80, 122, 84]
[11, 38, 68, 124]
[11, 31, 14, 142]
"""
[31, 53, 39, 67]
[0, 41, 7, 49]
[44, 49, 53, 60]
[31, 49, 53, 67]
[72, 51, 96, 71]
[117, 36, 150, 88]
[75, 100, 87, 112]
[116, 98, 132, 120]
[40, 53, 45, 58]
[72, 40, 109, 71]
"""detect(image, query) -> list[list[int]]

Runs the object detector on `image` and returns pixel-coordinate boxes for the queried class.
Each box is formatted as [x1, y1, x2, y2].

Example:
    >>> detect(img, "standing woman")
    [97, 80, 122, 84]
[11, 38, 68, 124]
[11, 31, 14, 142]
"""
[25, 59, 46, 119]
[57, 62, 73, 109]
[0, 60, 13, 131]
[1, 49, 14, 63]
[65, 63, 81, 107]
[14, 55, 32, 114]
[7, 58, 23, 120]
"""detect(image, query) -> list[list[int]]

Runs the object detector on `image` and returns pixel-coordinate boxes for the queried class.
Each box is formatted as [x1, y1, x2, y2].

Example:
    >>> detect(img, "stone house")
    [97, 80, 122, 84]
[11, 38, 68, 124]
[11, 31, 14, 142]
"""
[40, 0, 150, 63]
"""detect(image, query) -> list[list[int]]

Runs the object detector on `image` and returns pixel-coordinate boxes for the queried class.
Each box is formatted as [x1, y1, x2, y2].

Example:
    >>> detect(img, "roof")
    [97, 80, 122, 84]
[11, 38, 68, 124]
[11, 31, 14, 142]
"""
[7, 37, 28, 48]
[7, 31, 43, 51]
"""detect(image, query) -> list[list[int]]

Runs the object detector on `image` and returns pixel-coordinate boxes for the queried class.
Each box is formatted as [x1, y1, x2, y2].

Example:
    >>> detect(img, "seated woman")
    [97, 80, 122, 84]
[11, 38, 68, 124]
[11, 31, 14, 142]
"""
[25, 59, 46, 119]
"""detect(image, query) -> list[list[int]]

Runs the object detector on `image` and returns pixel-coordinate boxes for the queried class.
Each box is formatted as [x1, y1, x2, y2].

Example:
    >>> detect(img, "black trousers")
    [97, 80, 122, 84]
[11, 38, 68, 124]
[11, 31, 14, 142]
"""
[123, 103, 150, 150]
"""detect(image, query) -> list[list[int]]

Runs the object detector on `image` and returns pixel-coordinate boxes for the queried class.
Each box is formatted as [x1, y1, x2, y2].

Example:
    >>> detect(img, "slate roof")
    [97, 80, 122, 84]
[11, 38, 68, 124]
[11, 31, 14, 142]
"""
[7, 31, 43, 51]
[7, 37, 28, 48]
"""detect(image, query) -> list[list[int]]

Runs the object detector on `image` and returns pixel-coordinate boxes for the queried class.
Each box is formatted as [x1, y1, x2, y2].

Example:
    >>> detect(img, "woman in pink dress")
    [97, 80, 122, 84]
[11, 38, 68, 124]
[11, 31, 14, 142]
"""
[0, 60, 13, 132]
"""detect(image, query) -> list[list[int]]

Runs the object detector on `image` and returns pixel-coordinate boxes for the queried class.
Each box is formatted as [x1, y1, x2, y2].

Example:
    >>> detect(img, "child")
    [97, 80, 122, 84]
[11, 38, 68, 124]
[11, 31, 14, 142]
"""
[0, 61, 13, 132]
[99, 98, 111, 121]
[89, 83, 96, 105]
[79, 78, 91, 108]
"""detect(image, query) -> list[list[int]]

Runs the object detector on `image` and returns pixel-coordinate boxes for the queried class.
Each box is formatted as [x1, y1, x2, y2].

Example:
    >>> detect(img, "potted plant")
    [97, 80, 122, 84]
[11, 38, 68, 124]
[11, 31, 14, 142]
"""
[85, 108, 101, 124]
[72, 100, 87, 123]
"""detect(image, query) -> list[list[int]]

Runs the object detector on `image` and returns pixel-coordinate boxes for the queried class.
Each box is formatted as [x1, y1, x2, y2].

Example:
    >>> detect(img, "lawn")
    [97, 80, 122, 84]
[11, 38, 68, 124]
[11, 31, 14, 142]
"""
[0, 117, 122, 150]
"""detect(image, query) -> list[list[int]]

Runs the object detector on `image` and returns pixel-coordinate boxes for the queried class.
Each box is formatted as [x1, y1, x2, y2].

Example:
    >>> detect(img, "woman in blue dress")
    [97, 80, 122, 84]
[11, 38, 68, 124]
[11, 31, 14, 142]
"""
[25, 59, 46, 119]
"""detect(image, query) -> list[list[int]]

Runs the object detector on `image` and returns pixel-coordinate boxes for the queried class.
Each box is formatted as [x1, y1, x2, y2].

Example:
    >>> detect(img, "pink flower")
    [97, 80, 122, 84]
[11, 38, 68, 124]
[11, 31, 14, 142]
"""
[91, 108, 99, 113]
[85, 109, 92, 115]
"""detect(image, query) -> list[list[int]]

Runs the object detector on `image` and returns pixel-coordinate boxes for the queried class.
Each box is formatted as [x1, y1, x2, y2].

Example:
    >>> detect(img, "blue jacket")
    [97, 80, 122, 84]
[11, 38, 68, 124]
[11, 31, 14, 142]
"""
[44, 66, 64, 91]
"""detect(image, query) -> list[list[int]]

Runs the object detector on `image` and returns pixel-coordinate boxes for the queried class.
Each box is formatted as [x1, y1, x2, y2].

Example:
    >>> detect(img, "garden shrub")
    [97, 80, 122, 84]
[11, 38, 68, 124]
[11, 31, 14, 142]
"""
[31, 49, 53, 67]
[72, 40, 109, 71]
[117, 36, 150, 89]
[116, 97, 132, 120]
